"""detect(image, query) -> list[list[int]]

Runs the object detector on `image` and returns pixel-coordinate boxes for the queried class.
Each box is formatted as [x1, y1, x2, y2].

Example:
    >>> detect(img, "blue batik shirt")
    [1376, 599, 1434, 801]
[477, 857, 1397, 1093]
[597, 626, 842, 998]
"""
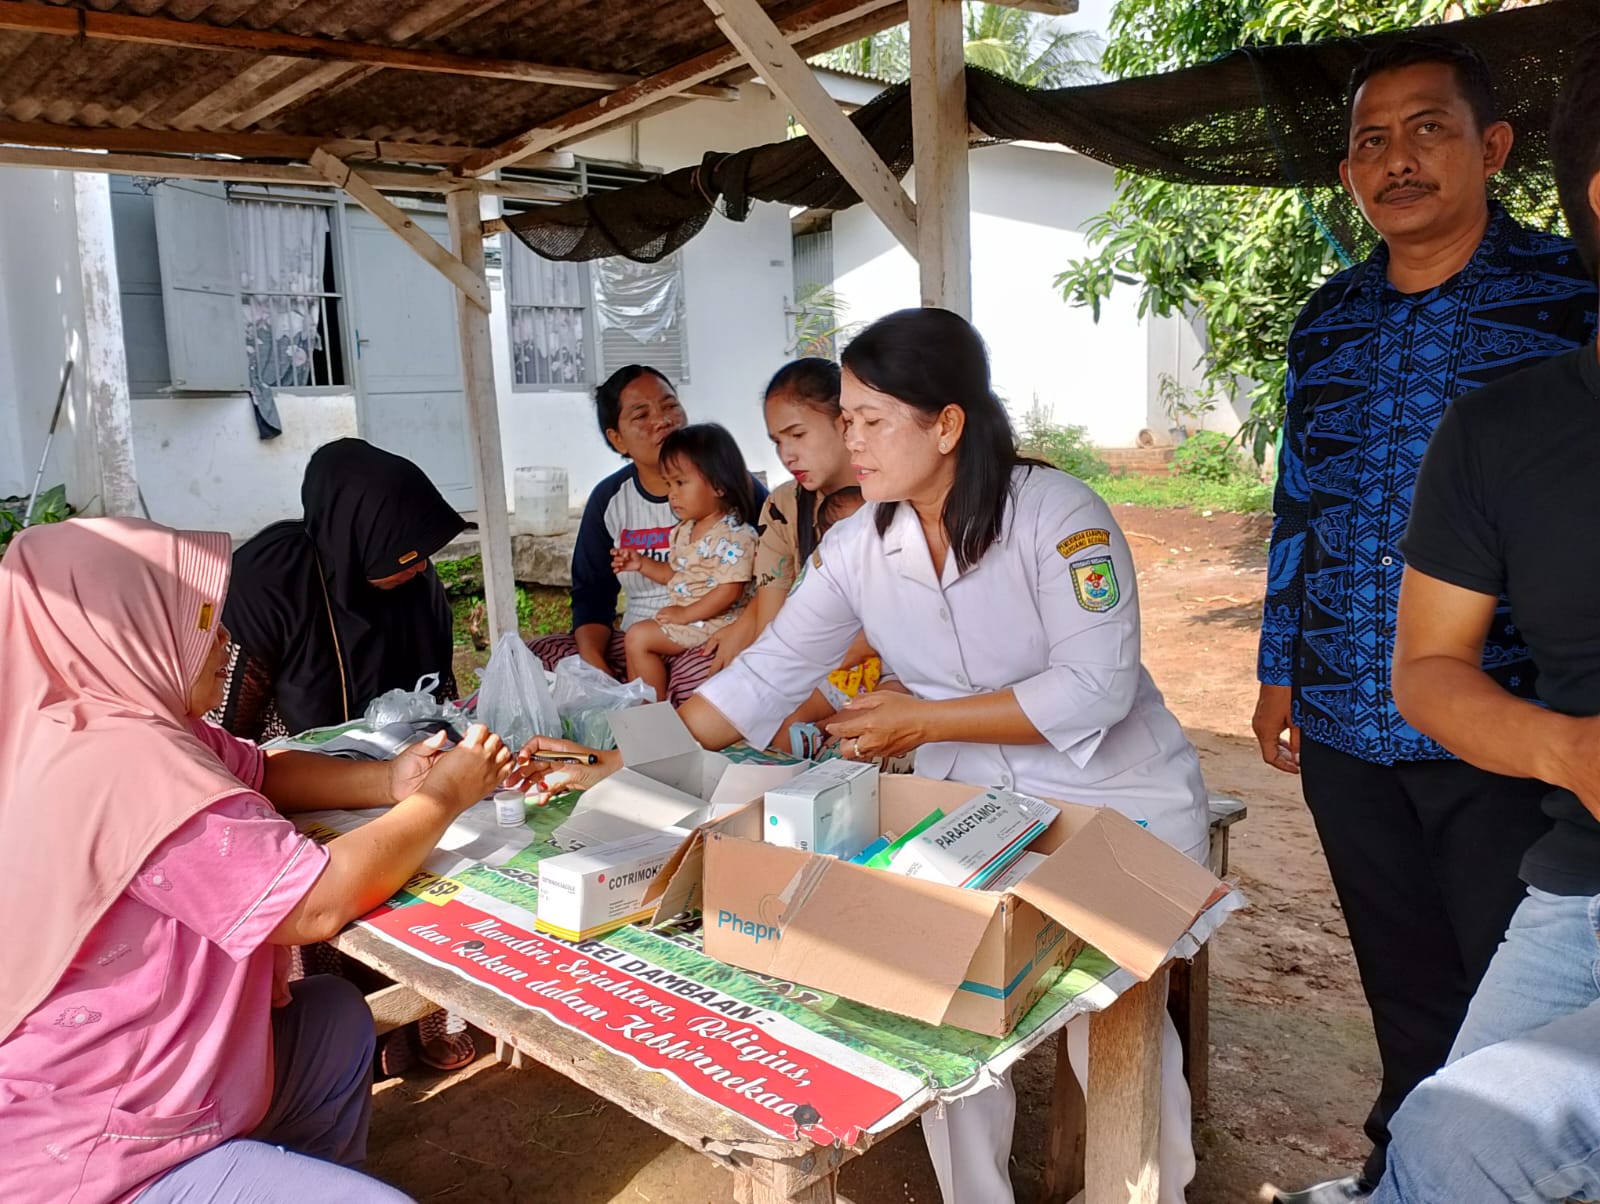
[1258, 204, 1597, 764]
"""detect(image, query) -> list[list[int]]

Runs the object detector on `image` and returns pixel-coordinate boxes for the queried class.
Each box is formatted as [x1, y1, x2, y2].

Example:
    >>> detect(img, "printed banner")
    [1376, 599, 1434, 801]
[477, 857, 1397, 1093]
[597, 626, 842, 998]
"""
[361, 894, 921, 1145]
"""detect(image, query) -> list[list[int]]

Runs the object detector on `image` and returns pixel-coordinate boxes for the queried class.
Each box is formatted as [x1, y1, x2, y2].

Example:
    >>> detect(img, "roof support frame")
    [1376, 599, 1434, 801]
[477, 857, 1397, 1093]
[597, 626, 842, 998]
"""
[310, 148, 490, 312]
[704, 0, 918, 253]
[456, 0, 902, 176]
[0, 145, 574, 202]
[0, 1, 739, 99]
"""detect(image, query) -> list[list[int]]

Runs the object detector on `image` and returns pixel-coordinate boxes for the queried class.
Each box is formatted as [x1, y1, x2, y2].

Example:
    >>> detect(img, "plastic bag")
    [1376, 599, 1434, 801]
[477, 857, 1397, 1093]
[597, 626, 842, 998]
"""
[476, 633, 563, 750]
[549, 655, 655, 750]
[364, 673, 458, 729]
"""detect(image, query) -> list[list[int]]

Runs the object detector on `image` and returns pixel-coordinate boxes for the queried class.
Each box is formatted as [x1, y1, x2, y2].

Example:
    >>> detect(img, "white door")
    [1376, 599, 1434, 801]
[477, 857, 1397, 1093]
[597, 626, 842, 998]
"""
[345, 207, 476, 510]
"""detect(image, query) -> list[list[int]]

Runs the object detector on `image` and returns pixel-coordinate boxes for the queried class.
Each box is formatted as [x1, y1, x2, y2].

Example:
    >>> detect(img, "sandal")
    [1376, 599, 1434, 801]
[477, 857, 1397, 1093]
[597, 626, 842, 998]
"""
[416, 1009, 477, 1073]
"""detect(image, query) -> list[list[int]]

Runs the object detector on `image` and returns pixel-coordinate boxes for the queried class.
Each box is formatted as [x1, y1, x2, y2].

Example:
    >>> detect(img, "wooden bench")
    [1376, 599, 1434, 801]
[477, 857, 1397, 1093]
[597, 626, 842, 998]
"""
[1040, 796, 1247, 1203]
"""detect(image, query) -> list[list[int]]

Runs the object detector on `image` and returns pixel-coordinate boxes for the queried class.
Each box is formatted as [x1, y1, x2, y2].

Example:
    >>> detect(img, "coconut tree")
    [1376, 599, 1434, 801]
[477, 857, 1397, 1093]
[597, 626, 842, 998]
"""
[813, 2, 1101, 86]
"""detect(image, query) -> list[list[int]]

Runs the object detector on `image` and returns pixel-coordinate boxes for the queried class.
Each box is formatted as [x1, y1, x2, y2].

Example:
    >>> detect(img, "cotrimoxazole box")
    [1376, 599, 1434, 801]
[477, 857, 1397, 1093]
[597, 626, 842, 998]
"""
[535, 828, 689, 941]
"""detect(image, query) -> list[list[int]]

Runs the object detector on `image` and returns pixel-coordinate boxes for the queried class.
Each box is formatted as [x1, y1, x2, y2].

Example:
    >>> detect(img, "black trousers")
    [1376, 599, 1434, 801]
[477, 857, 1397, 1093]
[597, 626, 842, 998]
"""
[1298, 738, 1553, 1186]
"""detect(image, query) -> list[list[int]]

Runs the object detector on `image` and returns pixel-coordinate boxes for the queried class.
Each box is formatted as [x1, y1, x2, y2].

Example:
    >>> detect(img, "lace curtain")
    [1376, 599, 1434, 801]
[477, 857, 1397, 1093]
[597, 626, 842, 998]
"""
[232, 199, 330, 438]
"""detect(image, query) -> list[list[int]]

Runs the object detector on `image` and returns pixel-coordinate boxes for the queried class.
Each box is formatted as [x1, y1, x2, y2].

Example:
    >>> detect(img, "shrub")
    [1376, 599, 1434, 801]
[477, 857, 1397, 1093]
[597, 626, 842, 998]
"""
[1017, 405, 1109, 481]
[0, 485, 73, 559]
[1169, 431, 1251, 484]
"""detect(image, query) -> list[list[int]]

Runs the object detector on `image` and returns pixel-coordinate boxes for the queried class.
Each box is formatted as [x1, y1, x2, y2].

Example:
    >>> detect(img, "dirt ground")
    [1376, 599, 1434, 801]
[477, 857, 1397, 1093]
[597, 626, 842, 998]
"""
[369, 504, 1379, 1203]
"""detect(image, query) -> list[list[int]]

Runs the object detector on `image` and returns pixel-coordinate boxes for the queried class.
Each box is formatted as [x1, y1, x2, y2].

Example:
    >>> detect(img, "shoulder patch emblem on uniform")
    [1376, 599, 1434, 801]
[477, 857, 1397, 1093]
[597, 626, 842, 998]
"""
[1069, 555, 1120, 612]
[1056, 528, 1110, 560]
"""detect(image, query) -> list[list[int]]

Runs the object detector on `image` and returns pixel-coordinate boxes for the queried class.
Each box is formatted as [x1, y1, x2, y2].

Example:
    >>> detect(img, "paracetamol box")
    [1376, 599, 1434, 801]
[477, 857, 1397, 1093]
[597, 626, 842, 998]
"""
[763, 759, 879, 860]
[887, 789, 1060, 889]
[535, 829, 689, 941]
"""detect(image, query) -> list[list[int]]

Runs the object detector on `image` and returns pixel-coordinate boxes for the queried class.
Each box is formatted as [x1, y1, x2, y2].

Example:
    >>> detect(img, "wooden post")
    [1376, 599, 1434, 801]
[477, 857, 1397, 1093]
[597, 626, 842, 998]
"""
[909, 0, 971, 316]
[445, 189, 518, 640]
[1041, 1027, 1088, 1203]
[1086, 966, 1169, 1204]
[72, 173, 141, 517]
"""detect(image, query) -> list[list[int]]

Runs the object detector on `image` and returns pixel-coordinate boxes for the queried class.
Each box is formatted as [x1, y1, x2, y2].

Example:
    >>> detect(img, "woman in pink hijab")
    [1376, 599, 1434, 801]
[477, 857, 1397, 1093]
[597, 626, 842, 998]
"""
[0, 518, 511, 1204]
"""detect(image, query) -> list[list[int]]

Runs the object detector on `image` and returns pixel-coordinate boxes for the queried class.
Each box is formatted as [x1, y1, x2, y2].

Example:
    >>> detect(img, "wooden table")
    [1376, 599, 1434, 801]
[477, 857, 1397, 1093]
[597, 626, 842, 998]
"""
[333, 931, 1177, 1204]
[329, 797, 1244, 1204]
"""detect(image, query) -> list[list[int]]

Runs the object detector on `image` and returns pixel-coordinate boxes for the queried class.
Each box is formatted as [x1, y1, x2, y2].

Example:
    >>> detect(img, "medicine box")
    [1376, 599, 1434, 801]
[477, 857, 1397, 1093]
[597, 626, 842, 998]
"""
[887, 789, 1060, 889]
[763, 759, 879, 860]
[535, 829, 689, 941]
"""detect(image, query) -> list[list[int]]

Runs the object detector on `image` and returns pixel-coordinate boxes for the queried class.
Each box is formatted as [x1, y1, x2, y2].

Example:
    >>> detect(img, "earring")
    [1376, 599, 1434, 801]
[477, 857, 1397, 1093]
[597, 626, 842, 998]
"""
[939, 441, 950, 453]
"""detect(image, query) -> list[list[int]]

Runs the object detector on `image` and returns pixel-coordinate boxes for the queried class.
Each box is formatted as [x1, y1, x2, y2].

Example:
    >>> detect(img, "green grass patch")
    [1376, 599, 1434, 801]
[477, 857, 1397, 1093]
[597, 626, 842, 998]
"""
[440, 553, 571, 695]
[1091, 472, 1271, 513]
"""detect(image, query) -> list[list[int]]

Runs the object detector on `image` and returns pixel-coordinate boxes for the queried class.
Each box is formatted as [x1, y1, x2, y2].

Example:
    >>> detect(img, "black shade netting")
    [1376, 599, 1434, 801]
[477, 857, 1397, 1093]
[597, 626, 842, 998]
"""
[503, 0, 1593, 267]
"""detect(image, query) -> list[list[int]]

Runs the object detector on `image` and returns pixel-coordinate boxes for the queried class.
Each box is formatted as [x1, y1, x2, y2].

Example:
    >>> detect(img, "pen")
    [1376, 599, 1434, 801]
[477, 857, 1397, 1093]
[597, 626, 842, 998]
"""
[536, 752, 599, 765]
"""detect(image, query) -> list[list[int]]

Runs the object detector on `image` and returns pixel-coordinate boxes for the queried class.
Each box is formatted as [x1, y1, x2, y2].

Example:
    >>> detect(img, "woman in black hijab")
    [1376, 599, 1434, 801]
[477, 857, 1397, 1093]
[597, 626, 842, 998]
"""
[217, 438, 466, 740]
[215, 439, 474, 1074]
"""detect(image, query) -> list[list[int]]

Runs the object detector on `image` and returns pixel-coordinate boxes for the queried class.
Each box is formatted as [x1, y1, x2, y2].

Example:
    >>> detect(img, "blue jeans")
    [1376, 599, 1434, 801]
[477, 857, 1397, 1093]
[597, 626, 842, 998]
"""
[1372, 887, 1600, 1203]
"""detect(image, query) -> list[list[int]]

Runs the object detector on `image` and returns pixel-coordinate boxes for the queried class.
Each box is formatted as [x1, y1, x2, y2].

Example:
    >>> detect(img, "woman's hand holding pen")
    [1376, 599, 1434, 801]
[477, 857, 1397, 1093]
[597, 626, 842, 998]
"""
[510, 736, 620, 801]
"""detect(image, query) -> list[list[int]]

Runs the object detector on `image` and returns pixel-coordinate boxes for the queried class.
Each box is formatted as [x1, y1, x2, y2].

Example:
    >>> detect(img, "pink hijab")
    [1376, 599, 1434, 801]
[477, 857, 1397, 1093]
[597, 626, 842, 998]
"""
[0, 517, 242, 1041]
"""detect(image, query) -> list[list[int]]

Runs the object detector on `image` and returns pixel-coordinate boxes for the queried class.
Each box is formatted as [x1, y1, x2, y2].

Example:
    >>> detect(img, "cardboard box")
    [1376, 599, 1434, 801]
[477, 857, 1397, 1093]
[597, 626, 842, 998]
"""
[552, 703, 806, 851]
[536, 828, 690, 941]
[651, 776, 1229, 1037]
[763, 759, 879, 859]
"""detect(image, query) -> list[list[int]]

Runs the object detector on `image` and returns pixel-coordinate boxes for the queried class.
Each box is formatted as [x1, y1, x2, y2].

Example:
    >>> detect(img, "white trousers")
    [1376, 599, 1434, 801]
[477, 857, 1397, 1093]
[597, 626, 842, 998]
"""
[922, 1006, 1194, 1204]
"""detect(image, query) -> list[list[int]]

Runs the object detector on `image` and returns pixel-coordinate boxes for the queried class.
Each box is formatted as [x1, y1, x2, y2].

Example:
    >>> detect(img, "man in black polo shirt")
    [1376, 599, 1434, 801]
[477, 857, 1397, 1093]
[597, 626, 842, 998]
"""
[1372, 40, 1600, 1204]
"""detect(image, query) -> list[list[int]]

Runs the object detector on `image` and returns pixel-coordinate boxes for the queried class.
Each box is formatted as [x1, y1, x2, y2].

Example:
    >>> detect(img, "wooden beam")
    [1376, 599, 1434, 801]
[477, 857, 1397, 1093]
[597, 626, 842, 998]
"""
[224, 62, 358, 132]
[212, 0, 507, 131]
[0, 1, 740, 99]
[909, 0, 971, 315]
[445, 190, 518, 641]
[0, 120, 509, 166]
[703, 0, 917, 254]
[459, 0, 900, 175]
[0, 144, 574, 201]
[311, 148, 489, 312]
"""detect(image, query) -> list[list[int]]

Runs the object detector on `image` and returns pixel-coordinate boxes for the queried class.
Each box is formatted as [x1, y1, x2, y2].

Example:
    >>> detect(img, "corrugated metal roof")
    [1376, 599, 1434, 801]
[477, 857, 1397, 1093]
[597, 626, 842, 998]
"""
[0, 0, 902, 166]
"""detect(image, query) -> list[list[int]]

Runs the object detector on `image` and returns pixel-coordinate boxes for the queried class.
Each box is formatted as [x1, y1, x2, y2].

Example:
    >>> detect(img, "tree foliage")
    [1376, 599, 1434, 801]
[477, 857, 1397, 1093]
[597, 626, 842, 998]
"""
[1055, 0, 1524, 461]
[814, 3, 1101, 87]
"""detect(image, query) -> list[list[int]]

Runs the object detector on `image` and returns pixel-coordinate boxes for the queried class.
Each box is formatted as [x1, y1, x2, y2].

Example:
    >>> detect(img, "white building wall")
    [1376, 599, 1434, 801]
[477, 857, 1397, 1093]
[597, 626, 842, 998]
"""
[833, 142, 1160, 447]
[491, 91, 794, 507]
[0, 84, 794, 541]
[0, 169, 95, 504]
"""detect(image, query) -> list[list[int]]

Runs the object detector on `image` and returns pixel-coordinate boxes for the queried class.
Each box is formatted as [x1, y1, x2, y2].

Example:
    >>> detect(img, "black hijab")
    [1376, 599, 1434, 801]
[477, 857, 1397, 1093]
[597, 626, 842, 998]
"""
[224, 439, 466, 733]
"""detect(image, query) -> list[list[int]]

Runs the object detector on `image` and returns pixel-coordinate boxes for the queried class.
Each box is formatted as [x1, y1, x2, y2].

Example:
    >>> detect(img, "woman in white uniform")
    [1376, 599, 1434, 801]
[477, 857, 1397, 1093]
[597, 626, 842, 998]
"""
[523, 307, 1207, 1203]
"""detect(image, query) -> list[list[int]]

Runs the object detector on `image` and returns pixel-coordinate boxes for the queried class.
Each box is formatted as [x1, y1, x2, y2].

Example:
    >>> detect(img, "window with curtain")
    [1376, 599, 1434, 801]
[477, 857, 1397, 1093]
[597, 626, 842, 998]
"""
[502, 157, 690, 391]
[231, 198, 346, 392]
[506, 236, 589, 388]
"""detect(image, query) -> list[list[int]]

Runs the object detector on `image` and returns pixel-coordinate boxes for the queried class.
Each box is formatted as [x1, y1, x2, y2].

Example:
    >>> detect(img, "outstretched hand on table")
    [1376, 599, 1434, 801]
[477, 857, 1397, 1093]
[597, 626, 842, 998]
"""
[389, 728, 451, 803]
[417, 724, 513, 812]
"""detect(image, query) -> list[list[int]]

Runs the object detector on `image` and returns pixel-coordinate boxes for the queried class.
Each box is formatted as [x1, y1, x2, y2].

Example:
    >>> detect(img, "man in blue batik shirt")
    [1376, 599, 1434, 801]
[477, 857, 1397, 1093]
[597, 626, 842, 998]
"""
[1253, 39, 1598, 1204]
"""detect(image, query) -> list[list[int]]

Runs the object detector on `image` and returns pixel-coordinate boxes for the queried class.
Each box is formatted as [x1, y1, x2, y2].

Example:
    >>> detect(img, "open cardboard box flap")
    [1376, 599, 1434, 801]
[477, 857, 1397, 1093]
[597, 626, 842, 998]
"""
[1011, 806, 1226, 980]
[639, 766, 801, 923]
[573, 704, 805, 860]
[704, 830, 1003, 1027]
